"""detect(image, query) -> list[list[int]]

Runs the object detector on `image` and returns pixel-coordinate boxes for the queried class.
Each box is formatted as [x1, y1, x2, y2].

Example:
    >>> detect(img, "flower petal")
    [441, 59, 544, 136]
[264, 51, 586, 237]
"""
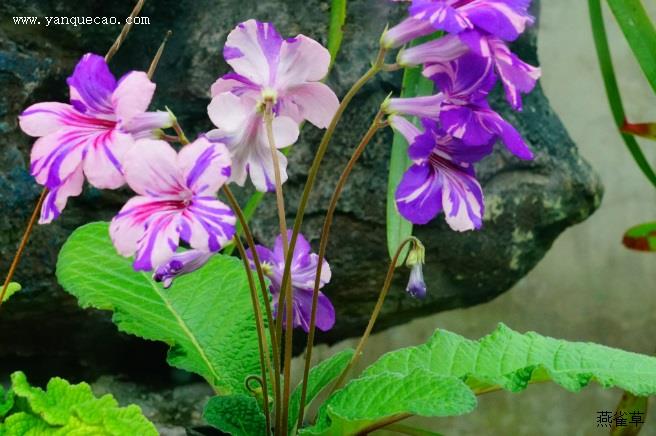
[112, 71, 156, 123]
[440, 163, 484, 231]
[178, 137, 232, 195]
[67, 53, 116, 115]
[210, 73, 260, 97]
[284, 82, 339, 128]
[276, 35, 332, 87]
[290, 289, 335, 332]
[30, 128, 88, 188]
[19, 102, 79, 137]
[396, 164, 443, 225]
[39, 166, 84, 224]
[132, 213, 181, 271]
[465, 0, 534, 41]
[82, 129, 133, 189]
[122, 139, 184, 197]
[224, 19, 283, 86]
[207, 92, 256, 133]
[181, 198, 236, 252]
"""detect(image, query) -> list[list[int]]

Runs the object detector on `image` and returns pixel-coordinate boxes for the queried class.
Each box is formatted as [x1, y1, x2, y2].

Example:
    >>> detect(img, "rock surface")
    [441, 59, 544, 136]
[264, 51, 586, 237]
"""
[0, 0, 602, 373]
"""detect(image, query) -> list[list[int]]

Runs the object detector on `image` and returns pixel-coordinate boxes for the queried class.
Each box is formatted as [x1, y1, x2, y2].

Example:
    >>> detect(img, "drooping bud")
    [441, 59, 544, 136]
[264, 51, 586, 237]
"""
[153, 250, 213, 288]
[121, 110, 175, 139]
[381, 18, 435, 49]
[405, 240, 426, 299]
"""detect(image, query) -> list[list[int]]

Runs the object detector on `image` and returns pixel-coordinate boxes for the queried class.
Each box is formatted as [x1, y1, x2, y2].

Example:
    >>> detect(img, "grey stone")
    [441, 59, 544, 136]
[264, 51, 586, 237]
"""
[0, 0, 602, 373]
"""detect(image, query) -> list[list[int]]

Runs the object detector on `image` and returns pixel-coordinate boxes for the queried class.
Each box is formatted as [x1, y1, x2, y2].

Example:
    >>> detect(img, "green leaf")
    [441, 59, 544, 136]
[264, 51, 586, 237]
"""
[606, 0, 656, 94]
[56, 222, 263, 395]
[300, 369, 476, 436]
[327, 0, 347, 67]
[203, 394, 266, 436]
[363, 323, 656, 396]
[386, 35, 439, 264]
[589, 0, 656, 188]
[0, 371, 156, 435]
[1, 283, 21, 303]
[288, 349, 354, 433]
[0, 386, 14, 419]
[623, 222, 656, 252]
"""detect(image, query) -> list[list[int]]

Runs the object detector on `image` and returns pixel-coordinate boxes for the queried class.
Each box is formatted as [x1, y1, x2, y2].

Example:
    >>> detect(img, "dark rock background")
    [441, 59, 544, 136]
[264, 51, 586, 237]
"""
[0, 0, 601, 417]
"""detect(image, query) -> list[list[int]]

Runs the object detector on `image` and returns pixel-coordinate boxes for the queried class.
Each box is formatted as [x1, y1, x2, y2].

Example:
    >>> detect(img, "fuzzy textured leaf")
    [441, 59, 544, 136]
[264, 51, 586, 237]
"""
[56, 222, 263, 395]
[300, 369, 476, 436]
[0, 386, 13, 418]
[1, 283, 21, 303]
[363, 323, 656, 396]
[288, 349, 354, 433]
[0, 372, 156, 435]
[204, 394, 266, 436]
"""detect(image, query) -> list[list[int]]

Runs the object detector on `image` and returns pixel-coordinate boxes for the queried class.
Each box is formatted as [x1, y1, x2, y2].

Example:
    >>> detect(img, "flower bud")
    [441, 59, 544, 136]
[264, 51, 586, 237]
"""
[405, 240, 426, 299]
[153, 250, 213, 288]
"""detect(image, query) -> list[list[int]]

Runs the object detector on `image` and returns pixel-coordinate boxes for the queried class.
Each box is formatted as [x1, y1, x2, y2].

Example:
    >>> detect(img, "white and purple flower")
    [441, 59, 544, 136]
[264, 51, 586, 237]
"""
[208, 20, 340, 192]
[153, 249, 214, 288]
[247, 231, 335, 332]
[19, 53, 171, 224]
[394, 119, 491, 231]
[110, 137, 236, 271]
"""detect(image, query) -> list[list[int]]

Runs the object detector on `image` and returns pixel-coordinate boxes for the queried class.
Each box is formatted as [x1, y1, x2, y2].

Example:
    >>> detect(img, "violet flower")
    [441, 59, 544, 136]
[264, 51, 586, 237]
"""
[394, 119, 490, 230]
[399, 31, 541, 110]
[153, 250, 214, 288]
[18, 53, 171, 223]
[386, 53, 533, 159]
[208, 19, 339, 192]
[110, 137, 236, 271]
[247, 232, 334, 332]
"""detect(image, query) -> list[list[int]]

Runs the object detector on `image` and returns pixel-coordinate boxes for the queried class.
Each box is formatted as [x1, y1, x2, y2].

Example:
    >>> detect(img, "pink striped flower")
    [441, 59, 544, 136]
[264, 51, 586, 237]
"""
[18, 53, 171, 223]
[110, 138, 236, 272]
[208, 20, 339, 192]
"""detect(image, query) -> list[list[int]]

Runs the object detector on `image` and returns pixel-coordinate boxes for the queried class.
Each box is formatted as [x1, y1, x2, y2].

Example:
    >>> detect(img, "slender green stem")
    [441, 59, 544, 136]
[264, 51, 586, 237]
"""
[329, 237, 418, 396]
[147, 30, 172, 80]
[295, 109, 385, 429]
[357, 413, 413, 435]
[277, 44, 387, 375]
[263, 103, 295, 435]
[588, 0, 656, 188]
[233, 235, 272, 435]
[105, 0, 146, 62]
[221, 186, 281, 432]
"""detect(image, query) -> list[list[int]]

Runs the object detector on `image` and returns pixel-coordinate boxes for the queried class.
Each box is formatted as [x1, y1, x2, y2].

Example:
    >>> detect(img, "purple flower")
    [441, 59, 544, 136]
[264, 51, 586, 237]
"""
[153, 250, 213, 288]
[110, 137, 236, 271]
[18, 53, 171, 224]
[399, 31, 541, 110]
[406, 264, 427, 299]
[207, 20, 339, 192]
[247, 232, 334, 332]
[387, 53, 533, 159]
[395, 120, 489, 230]
[409, 0, 534, 42]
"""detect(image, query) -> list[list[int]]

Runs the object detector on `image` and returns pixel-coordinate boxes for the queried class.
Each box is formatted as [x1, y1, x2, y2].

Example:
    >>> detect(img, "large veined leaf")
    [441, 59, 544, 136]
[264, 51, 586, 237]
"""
[363, 323, 656, 396]
[606, 0, 656, 94]
[203, 394, 266, 436]
[288, 349, 354, 434]
[623, 222, 656, 252]
[0, 386, 13, 418]
[300, 369, 476, 436]
[56, 222, 263, 395]
[0, 371, 156, 435]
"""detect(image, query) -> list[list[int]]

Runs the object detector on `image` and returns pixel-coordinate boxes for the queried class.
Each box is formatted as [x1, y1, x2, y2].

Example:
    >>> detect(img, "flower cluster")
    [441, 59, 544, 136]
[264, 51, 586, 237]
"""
[18, 21, 338, 331]
[384, 0, 540, 231]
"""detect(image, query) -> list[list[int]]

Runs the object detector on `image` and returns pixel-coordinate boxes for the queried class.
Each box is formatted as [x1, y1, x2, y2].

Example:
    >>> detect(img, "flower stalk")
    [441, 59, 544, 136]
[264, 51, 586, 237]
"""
[328, 237, 420, 395]
[295, 108, 386, 428]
